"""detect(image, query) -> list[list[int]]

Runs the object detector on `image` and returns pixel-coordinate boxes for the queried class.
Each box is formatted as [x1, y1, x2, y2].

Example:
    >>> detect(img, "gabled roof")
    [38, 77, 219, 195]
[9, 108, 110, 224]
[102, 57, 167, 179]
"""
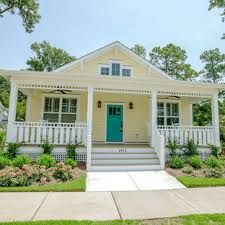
[54, 41, 173, 80]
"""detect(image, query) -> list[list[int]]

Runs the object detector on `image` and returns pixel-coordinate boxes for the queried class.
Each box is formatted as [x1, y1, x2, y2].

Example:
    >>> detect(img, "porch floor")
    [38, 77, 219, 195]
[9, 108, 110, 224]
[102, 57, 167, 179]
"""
[86, 171, 185, 192]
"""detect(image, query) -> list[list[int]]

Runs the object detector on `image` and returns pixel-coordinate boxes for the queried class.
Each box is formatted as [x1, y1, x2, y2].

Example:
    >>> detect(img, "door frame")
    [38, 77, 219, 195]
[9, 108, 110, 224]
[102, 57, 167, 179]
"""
[105, 102, 125, 143]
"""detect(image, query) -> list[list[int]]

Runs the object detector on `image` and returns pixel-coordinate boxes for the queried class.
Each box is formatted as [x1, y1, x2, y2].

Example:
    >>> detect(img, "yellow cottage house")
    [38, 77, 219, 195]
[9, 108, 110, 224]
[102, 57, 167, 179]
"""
[1, 41, 224, 171]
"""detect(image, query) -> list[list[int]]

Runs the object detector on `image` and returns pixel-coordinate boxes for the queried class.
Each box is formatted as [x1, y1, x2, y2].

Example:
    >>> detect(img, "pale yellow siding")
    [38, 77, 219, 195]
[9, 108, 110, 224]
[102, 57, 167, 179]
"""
[65, 48, 148, 77]
[92, 93, 149, 143]
[28, 92, 192, 143]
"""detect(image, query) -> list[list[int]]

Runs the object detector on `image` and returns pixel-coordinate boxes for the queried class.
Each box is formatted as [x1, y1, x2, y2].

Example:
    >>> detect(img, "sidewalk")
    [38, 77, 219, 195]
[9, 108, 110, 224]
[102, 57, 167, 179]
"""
[1, 187, 225, 222]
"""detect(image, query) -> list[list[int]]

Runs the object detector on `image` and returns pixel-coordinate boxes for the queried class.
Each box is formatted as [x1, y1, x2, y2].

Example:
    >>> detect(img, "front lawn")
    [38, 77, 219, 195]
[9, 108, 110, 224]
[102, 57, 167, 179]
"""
[177, 176, 225, 188]
[0, 175, 86, 192]
[0, 221, 138, 225]
[2, 214, 225, 225]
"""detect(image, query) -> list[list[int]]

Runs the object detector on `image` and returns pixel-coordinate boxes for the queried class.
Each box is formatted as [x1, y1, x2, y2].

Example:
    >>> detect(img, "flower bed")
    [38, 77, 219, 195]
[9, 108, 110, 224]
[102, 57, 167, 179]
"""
[0, 162, 86, 187]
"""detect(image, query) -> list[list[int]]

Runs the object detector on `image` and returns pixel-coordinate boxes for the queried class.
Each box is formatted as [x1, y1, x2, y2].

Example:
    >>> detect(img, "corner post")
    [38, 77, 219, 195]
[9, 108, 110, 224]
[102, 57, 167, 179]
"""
[86, 86, 93, 170]
[6, 79, 18, 143]
[25, 95, 31, 121]
[211, 91, 220, 146]
[151, 90, 157, 147]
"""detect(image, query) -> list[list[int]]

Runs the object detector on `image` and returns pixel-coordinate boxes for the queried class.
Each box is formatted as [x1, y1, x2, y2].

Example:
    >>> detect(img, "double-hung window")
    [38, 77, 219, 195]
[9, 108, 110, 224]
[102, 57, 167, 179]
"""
[111, 63, 120, 76]
[100, 62, 131, 77]
[157, 102, 179, 126]
[43, 96, 78, 123]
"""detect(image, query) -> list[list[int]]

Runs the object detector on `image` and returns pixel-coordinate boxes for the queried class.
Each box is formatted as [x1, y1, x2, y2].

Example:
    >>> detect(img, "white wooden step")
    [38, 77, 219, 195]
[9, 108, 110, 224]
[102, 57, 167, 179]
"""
[92, 148, 154, 153]
[92, 158, 160, 165]
[91, 153, 158, 159]
[89, 165, 161, 171]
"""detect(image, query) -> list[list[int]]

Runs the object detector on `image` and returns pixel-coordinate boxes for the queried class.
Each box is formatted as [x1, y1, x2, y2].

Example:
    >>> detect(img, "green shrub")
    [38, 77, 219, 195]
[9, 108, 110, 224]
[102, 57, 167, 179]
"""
[0, 130, 6, 152]
[169, 156, 185, 169]
[167, 138, 181, 158]
[183, 139, 199, 157]
[205, 168, 223, 178]
[12, 155, 32, 169]
[182, 166, 193, 174]
[188, 155, 203, 169]
[6, 142, 21, 159]
[209, 144, 221, 158]
[66, 141, 78, 159]
[40, 139, 54, 155]
[64, 158, 77, 168]
[206, 156, 222, 168]
[37, 154, 56, 168]
[0, 155, 11, 169]
[53, 162, 73, 181]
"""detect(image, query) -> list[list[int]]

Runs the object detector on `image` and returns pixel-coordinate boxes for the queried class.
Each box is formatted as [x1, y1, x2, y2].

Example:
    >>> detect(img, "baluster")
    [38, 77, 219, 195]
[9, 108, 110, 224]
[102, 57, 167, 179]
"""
[184, 129, 188, 144]
[18, 126, 24, 142]
[193, 130, 198, 145]
[198, 129, 202, 145]
[30, 127, 35, 144]
[77, 127, 81, 143]
[60, 127, 65, 144]
[202, 130, 207, 145]
[36, 127, 41, 144]
[24, 126, 30, 143]
[65, 127, 71, 143]
[48, 127, 53, 143]
[42, 127, 47, 141]
[206, 129, 211, 144]
[54, 127, 59, 144]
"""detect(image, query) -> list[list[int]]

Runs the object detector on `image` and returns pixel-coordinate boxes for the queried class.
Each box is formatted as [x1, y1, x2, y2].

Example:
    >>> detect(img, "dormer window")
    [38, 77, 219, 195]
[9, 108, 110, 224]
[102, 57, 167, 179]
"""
[122, 68, 131, 77]
[101, 66, 110, 75]
[112, 63, 120, 76]
[99, 61, 132, 77]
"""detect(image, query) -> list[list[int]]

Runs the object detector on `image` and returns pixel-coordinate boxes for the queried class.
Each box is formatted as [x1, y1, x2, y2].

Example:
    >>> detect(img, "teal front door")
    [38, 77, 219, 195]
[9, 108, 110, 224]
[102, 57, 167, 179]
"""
[106, 105, 123, 142]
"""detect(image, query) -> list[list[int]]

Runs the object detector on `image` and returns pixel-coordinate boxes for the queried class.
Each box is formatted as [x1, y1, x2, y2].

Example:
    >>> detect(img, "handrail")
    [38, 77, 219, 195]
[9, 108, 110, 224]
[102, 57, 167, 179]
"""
[154, 129, 165, 169]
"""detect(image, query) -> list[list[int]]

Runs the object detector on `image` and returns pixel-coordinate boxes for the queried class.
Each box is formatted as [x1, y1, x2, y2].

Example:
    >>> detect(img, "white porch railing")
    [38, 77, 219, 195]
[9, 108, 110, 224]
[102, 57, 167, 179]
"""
[158, 126, 215, 146]
[13, 122, 87, 145]
[154, 129, 165, 169]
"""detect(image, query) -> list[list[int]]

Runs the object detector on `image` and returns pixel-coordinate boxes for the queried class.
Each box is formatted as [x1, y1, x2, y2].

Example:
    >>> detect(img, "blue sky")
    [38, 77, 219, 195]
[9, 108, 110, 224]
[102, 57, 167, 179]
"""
[0, 0, 224, 71]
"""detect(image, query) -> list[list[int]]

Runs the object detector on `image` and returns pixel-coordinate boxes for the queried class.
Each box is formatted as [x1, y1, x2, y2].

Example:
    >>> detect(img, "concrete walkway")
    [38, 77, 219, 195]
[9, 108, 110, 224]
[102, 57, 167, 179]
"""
[1, 187, 225, 222]
[87, 171, 185, 191]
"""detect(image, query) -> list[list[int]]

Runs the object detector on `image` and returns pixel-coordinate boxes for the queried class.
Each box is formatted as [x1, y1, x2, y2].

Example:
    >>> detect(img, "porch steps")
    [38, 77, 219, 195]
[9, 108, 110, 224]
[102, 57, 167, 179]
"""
[90, 147, 161, 171]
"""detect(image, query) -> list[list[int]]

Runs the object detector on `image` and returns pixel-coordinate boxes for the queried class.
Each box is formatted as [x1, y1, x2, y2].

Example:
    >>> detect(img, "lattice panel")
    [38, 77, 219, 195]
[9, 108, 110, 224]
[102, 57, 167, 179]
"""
[19, 152, 87, 163]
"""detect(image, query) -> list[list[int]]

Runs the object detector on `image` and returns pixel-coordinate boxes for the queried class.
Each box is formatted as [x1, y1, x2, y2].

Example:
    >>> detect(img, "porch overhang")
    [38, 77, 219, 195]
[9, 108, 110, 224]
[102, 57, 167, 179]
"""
[1, 69, 224, 97]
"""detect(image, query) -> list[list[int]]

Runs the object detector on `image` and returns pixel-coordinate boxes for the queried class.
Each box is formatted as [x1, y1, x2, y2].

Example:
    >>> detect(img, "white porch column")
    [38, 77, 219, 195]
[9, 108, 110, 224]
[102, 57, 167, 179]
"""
[211, 92, 220, 146]
[151, 90, 157, 147]
[25, 95, 31, 121]
[6, 79, 18, 142]
[86, 86, 94, 170]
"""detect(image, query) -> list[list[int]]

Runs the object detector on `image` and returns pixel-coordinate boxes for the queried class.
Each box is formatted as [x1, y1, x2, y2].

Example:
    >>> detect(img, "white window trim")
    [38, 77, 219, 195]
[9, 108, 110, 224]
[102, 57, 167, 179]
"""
[41, 93, 80, 123]
[98, 60, 133, 78]
[157, 99, 181, 126]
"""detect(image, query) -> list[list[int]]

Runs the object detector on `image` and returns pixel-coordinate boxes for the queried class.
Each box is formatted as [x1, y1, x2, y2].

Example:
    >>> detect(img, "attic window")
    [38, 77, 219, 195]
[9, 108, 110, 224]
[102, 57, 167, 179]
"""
[112, 63, 120, 76]
[101, 67, 110, 75]
[122, 68, 131, 77]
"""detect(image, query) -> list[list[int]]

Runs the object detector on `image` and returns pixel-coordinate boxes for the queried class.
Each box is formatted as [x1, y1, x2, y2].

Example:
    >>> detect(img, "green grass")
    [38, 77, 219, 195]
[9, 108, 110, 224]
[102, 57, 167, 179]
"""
[177, 176, 225, 188]
[1, 214, 225, 225]
[0, 221, 138, 225]
[0, 175, 86, 192]
[181, 214, 225, 225]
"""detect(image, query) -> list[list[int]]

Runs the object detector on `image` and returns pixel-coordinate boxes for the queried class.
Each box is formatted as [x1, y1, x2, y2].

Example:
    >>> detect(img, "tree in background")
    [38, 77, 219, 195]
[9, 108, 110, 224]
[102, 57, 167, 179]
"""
[149, 43, 197, 80]
[26, 41, 76, 72]
[199, 48, 225, 83]
[0, 0, 40, 33]
[131, 44, 146, 58]
[209, 0, 225, 39]
[0, 41, 75, 121]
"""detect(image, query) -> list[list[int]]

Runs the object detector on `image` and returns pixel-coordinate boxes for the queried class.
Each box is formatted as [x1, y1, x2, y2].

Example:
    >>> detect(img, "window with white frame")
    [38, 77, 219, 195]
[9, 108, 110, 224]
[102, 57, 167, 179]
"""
[122, 68, 131, 77]
[43, 96, 78, 123]
[100, 62, 131, 77]
[111, 63, 120, 76]
[157, 102, 179, 126]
